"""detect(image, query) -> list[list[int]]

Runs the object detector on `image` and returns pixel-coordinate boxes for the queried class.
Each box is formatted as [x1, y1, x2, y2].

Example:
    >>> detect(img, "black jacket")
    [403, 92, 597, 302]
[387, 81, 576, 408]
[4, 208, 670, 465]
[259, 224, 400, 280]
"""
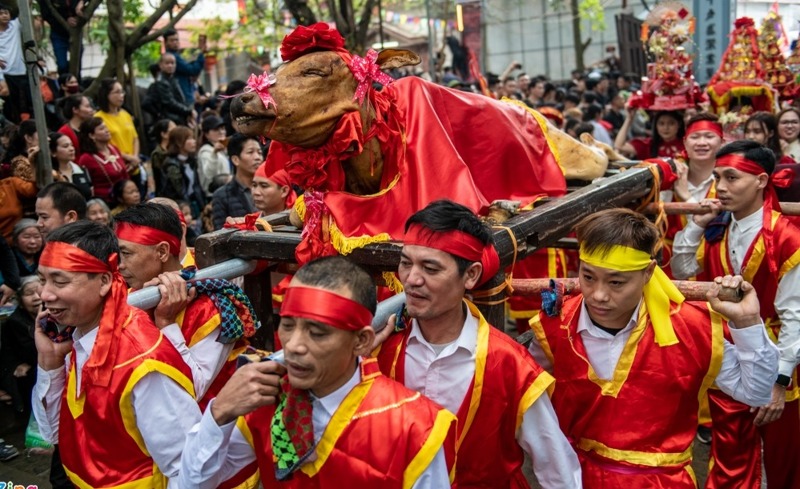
[156, 155, 206, 217]
[211, 178, 255, 230]
[144, 76, 193, 125]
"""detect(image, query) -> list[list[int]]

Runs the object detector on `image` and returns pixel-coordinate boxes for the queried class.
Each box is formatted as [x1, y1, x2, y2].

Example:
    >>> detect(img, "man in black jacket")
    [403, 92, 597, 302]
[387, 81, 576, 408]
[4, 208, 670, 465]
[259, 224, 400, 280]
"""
[146, 53, 195, 126]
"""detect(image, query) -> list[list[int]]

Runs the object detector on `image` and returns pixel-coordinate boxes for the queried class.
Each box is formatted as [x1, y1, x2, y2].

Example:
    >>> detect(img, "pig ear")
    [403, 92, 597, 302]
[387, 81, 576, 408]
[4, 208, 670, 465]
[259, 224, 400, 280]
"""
[376, 49, 421, 70]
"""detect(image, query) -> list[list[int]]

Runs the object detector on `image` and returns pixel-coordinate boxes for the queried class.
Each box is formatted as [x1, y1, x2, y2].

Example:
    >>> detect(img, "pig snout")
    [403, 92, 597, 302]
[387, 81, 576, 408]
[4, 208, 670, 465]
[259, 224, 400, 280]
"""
[230, 91, 276, 137]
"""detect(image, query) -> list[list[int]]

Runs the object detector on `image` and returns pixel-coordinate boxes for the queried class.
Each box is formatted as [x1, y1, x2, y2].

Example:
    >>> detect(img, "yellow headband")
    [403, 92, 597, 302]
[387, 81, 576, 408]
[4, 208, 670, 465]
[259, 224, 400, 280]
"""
[579, 244, 684, 347]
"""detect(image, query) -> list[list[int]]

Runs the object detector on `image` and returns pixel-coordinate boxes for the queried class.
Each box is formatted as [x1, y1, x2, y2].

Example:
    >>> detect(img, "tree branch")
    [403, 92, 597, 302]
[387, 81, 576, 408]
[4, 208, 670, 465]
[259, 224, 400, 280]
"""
[355, 0, 378, 52]
[130, 0, 200, 48]
[40, 0, 70, 32]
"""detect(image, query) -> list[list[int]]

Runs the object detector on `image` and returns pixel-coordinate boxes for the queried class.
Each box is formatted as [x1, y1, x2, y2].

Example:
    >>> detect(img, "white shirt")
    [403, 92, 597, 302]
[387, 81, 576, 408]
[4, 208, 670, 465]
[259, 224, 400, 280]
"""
[162, 323, 233, 399]
[32, 325, 201, 488]
[0, 19, 26, 76]
[672, 209, 800, 377]
[529, 300, 778, 407]
[179, 361, 450, 488]
[197, 144, 230, 196]
[404, 310, 582, 489]
[661, 172, 715, 204]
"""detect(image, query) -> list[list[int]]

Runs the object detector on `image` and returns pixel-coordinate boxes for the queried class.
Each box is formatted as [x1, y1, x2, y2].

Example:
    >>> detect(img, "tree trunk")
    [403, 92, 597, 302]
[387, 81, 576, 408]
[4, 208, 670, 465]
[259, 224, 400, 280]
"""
[107, 0, 126, 80]
[284, 0, 317, 26]
[570, 0, 584, 71]
[67, 25, 82, 76]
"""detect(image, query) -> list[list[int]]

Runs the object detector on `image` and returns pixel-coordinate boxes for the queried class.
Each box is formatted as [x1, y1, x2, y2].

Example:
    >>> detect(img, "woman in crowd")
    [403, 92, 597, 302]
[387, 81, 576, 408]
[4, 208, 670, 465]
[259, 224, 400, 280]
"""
[0, 276, 41, 415]
[50, 132, 92, 199]
[747, 111, 800, 202]
[94, 78, 142, 191]
[156, 125, 205, 218]
[149, 118, 175, 172]
[4, 119, 39, 181]
[109, 178, 141, 216]
[11, 219, 41, 277]
[78, 117, 128, 204]
[614, 109, 685, 159]
[86, 198, 112, 227]
[776, 107, 800, 162]
[197, 115, 229, 196]
[57, 94, 94, 157]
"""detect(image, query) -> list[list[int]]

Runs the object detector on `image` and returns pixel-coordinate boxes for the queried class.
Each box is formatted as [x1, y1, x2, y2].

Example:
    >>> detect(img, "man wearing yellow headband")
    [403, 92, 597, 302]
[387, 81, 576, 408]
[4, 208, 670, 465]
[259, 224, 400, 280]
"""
[672, 139, 800, 488]
[530, 207, 777, 488]
[180, 256, 454, 487]
[31, 221, 202, 488]
[376, 200, 582, 488]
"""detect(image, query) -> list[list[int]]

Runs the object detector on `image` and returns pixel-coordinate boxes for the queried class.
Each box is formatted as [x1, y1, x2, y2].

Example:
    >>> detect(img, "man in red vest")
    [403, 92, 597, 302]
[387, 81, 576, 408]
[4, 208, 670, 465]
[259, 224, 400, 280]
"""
[180, 256, 455, 487]
[375, 199, 581, 488]
[31, 220, 200, 487]
[530, 207, 777, 488]
[672, 139, 800, 488]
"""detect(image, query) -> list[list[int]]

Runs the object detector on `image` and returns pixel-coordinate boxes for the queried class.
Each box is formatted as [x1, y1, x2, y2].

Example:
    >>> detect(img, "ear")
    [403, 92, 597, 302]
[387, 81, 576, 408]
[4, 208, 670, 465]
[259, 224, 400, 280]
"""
[757, 173, 769, 190]
[463, 262, 483, 291]
[643, 259, 657, 283]
[376, 49, 421, 71]
[353, 326, 376, 357]
[279, 185, 290, 199]
[231, 155, 241, 168]
[65, 210, 79, 224]
[98, 271, 113, 297]
[155, 241, 172, 263]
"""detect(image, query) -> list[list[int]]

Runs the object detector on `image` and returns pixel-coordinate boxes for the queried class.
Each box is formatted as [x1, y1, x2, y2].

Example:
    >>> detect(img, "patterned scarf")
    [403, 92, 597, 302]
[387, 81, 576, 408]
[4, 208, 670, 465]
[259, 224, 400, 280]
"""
[271, 376, 316, 480]
[179, 267, 260, 343]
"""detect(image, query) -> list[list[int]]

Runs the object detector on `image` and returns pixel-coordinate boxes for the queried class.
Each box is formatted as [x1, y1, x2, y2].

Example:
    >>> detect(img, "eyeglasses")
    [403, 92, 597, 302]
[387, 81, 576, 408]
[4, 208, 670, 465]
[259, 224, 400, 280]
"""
[779, 120, 800, 125]
[109, 90, 125, 95]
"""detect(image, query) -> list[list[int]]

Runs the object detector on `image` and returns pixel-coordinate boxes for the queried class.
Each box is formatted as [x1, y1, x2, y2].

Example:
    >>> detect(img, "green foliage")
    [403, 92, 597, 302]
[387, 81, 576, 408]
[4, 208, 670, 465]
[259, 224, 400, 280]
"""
[578, 0, 605, 31]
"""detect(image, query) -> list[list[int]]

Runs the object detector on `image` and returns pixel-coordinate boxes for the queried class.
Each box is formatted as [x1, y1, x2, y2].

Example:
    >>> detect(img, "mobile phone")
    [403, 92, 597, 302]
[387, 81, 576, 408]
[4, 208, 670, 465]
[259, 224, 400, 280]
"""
[40, 315, 75, 343]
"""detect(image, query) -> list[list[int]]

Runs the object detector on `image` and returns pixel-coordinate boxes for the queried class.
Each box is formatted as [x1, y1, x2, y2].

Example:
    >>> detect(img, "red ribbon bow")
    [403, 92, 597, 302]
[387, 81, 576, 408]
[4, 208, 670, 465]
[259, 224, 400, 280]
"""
[348, 49, 394, 104]
[245, 72, 277, 111]
[772, 168, 796, 189]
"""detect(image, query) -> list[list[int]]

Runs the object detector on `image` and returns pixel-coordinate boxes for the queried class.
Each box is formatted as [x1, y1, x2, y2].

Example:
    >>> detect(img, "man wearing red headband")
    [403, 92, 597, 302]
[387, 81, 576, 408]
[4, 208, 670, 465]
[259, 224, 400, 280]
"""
[180, 256, 454, 487]
[660, 114, 724, 278]
[31, 221, 201, 488]
[529, 208, 776, 488]
[673, 140, 800, 488]
[375, 200, 581, 488]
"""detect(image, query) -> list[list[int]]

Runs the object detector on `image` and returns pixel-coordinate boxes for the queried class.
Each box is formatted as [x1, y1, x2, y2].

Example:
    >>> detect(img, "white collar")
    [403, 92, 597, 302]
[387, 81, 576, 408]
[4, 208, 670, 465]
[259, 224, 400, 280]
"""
[408, 303, 478, 355]
[576, 299, 642, 338]
[311, 358, 362, 416]
[730, 207, 764, 232]
[71, 325, 99, 357]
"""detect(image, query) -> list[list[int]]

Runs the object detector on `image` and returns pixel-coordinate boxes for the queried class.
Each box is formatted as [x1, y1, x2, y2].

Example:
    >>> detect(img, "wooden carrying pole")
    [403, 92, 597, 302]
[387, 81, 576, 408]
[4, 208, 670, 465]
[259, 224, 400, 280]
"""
[643, 201, 800, 216]
[511, 278, 742, 302]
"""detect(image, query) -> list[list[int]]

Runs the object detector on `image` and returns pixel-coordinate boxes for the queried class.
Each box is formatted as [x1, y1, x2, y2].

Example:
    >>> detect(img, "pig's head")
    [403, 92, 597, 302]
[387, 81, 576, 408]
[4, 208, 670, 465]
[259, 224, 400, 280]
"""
[231, 23, 419, 149]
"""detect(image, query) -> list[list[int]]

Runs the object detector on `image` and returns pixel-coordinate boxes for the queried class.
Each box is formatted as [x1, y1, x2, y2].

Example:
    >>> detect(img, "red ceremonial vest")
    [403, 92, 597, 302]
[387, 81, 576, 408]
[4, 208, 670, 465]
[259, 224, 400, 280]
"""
[531, 295, 723, 483]
[698, 210, 800, 400]
[376, 301, 555, 489]
[176, 295, 249, 411]
[59, 308, 194, 488]
[243, 357, 455, 488]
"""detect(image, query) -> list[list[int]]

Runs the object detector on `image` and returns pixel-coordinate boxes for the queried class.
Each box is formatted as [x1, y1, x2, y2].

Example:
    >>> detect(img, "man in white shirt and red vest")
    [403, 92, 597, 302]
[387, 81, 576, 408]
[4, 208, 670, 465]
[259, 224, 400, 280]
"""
[530, 207, 778, 488]
[672, 139, 800, 488]
[180, 256, 455, 487]
[375, 199, 582, 488]
[32, 220, 201, 487]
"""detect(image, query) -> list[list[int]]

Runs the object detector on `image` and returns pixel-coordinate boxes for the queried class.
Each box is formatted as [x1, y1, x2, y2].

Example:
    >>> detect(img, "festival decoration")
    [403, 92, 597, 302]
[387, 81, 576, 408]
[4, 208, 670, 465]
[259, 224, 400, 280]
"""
[628, 2, 706, 111]
[707, 17, 778, 114]
[759, 10, 799, 100]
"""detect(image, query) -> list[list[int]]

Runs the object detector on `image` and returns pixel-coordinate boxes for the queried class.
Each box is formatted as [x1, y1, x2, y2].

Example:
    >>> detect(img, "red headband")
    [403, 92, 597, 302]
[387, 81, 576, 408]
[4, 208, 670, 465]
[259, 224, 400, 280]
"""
[281, 286, 373, 331]
[404, 224, 500, 286]
[715, 153, 765, 175]
[39, 240, 129, 392]
[686, 120, 723, 139]
[40, 241, 116, 273]
[115, 222, 180, 257]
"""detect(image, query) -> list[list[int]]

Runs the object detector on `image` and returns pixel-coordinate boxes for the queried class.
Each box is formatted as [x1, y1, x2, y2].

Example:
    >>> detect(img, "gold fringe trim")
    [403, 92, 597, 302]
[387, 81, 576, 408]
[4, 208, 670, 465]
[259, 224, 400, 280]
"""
[382, 271, 405, 294]
[706, 85, 775, 113]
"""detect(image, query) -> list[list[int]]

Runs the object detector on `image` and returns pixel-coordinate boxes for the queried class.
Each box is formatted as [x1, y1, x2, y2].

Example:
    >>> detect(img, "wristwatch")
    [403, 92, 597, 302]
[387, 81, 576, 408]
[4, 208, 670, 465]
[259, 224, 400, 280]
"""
[776, 374, 792, 388]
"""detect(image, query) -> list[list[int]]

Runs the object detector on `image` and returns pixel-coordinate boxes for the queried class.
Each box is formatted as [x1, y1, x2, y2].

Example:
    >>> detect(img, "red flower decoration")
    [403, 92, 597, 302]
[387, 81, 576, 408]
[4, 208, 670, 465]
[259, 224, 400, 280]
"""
[281, 23, 346, 62]
[734, 17, 755, 29]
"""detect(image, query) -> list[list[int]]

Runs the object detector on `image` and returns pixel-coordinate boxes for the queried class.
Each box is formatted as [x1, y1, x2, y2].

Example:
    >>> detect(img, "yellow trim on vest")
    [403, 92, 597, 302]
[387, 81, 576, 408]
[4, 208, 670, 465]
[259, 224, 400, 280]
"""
[300, 374, 374, 477]
[740, 236, 765, 283]
[529, 314, 555, 367]
[271, 293, 284, 303]
[695, 243, 706, 272]
[585, 303, 649, 398]
[181, 249, 196, 269]
[228, 343, 249, 362]
[238, 416, 254, 448]
[66, 362, 86, 419]
[718, 235, 732, 276]
[188, 312, 221, 348]
[63, 464, 166, 489]
[686, 464, 697, 486]
[698, 310, 725, 406]
[576, 437, 693, 467]
[403, 408, 457, 489]
[119, 359, 196, 455]
[459, 301, 489, 450]
[507, 307, 541, 319]
[779, 247, 800, 280]
[516, 371, 555, 432]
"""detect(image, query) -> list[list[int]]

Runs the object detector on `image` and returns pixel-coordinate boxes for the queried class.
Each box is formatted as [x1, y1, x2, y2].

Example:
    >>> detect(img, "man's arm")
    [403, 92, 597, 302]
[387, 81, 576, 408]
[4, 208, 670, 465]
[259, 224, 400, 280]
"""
[671, 200, 724, 279]
[518, 394, 583, 488]
[409, 446, 451, 489]
[173, 51, 205, 78]
[709, 276, 779, 408]
[773, 265, 800, 379]
[162, 324, 232, 400]
[32, 309, 74, 444]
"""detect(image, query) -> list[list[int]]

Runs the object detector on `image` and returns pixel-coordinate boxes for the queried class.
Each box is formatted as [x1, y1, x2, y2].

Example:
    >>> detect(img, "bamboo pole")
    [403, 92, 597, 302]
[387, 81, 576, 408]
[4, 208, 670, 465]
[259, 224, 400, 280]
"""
[643, 201, 800, 216]
[511, 278, 742, 302]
